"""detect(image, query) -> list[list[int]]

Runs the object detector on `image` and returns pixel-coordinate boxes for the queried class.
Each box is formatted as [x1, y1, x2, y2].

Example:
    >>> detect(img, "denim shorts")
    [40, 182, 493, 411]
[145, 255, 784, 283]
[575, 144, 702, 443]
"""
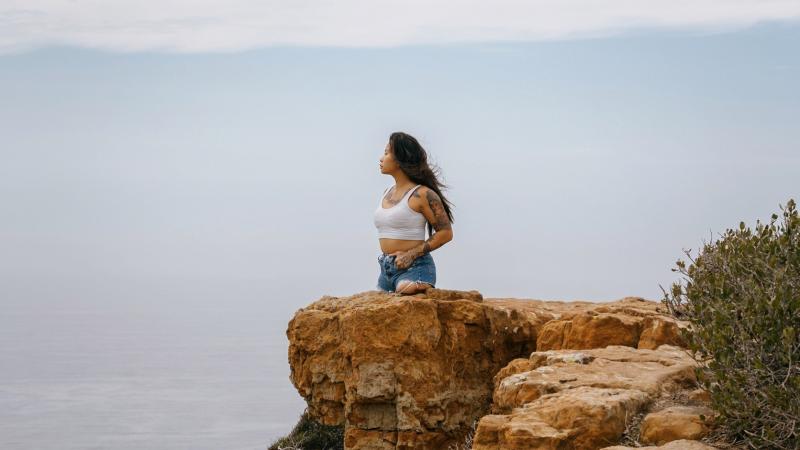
[376, 252, 436, 292]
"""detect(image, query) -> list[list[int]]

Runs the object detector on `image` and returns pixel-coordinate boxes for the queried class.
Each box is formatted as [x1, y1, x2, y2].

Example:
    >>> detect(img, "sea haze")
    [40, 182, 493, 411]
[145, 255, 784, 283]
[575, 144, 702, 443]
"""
[0, 294, 307, 450]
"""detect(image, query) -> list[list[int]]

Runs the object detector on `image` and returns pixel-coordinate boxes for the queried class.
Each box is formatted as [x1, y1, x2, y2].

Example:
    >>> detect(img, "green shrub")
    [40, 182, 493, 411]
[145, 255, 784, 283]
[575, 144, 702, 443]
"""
[661, 198, 800, 449]
[268, 409, 344, 450]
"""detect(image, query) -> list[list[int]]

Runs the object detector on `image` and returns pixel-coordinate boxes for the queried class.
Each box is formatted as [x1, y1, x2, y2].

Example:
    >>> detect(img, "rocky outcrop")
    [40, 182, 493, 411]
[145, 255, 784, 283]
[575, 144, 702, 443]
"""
[472, 345, 700, 449]
[286, 288, 707, 450]
[287, 288, 553, 449]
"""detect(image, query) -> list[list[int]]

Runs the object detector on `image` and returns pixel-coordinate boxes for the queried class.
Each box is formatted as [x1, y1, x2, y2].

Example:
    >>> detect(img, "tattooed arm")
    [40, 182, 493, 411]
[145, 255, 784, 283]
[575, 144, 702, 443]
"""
[406, 188, 453, 260]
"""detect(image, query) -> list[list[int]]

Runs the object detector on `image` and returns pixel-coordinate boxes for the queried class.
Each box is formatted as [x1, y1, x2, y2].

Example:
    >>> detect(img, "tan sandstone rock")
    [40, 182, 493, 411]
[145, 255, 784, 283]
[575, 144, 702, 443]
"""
[601, 438, 718, 449]
[535, 297, 688, 351]
[473, 345, 700, 449]
[639, 405, 716, 445]
[492, 345, 698, 413]
[473, 386, 651, 449]
[287, 290, 692, 450]
[688, 387, 712, 404]
[288, 289, 557, 449]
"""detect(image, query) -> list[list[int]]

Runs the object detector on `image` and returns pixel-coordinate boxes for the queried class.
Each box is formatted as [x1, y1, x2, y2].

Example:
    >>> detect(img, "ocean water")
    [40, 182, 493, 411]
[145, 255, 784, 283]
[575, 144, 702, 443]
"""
[0, 299, 307, 450]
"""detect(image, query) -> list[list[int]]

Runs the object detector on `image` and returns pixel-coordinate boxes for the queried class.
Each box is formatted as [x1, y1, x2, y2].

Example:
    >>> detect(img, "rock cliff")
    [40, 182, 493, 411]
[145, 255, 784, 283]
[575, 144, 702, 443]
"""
[286, 288, 717, 450]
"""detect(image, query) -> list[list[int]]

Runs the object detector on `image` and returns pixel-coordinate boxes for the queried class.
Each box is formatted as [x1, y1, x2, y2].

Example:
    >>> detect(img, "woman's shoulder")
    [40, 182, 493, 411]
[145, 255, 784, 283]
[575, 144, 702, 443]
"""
[408, 185, 430, 207]
[410, 184, 427, 196]
[412, 185, 439, 200]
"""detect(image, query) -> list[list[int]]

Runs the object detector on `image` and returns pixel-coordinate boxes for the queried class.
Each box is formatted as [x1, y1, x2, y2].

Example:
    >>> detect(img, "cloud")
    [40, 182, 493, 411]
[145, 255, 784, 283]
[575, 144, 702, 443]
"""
[2, 0, 800, 54]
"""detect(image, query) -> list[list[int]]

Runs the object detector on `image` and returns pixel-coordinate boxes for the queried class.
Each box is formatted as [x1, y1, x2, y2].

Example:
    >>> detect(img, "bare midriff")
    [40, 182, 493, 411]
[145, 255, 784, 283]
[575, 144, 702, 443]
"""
[379, 238, 425, 255]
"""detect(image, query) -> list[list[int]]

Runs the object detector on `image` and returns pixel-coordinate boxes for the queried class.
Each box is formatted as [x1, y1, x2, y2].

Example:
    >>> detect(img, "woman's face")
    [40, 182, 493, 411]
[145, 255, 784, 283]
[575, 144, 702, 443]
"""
[379, 142, 398, 174]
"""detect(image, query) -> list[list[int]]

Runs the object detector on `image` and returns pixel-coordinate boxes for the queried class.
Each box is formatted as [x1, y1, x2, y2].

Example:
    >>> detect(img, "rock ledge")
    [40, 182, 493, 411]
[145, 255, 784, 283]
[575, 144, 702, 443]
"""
[287, 288, 710, 450]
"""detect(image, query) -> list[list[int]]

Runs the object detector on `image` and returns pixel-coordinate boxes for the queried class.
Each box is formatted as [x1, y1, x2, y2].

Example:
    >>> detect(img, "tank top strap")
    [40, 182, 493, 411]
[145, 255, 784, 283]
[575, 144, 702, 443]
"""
[378, 185, 391, 208]
[404, 184, 421, 199]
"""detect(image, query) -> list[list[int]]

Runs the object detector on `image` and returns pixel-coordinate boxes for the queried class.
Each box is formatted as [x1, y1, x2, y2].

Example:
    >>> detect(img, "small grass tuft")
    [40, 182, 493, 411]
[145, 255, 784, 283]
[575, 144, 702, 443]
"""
[268, 408, 344, 450]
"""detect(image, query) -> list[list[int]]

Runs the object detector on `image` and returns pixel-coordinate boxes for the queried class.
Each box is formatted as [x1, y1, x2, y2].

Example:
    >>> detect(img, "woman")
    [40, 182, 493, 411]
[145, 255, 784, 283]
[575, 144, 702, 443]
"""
[374, 132, 455, 295]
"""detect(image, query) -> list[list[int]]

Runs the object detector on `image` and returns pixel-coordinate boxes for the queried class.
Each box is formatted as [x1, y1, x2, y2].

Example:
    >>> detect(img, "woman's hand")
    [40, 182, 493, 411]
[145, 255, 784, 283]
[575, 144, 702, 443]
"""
[390, 250, 417, 270]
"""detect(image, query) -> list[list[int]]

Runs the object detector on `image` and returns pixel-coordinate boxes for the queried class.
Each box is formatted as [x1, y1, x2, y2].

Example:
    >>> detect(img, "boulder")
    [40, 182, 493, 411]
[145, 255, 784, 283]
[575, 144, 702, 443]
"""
[688, 387, 712, 404]
[639, 405, 716, 445]
[473, 345, 700, 449]
[492, 345, 698, 413]
[473, 386, 650, 450]
[601, 439, 718, 449]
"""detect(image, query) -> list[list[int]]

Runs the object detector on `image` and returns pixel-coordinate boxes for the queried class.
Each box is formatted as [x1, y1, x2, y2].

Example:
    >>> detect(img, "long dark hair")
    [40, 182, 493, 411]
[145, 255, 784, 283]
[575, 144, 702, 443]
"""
[389, 131, 455, 238]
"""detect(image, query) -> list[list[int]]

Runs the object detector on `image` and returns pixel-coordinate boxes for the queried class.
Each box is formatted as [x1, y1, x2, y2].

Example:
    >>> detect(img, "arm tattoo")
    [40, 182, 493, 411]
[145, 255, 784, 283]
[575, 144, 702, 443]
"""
[408, 190, 451, 258]
[402, 189, 451, 260]
[425, 190, 452, 232]
[410, 239, 432, 259]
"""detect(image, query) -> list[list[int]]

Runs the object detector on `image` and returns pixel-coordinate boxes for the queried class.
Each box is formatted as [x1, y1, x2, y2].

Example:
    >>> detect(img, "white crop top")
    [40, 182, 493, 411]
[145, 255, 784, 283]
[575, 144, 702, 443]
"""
[373, 184, 427, 240]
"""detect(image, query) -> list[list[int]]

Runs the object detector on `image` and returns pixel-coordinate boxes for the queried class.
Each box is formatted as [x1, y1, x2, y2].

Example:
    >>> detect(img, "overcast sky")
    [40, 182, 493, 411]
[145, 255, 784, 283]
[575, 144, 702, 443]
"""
[1, 4, 798, 316]
[3, 0, 800, 53]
